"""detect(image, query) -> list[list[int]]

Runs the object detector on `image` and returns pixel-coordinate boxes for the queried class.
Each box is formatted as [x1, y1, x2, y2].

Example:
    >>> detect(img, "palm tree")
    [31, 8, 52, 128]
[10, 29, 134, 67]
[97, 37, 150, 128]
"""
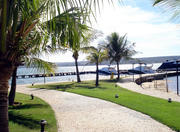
[8, 58, 56, 106]
[72, 46, 91, 83]
[65, 21, 92, 83]
[86, 46, 108, 86]
[46, 9, 96, 83]
[106, 33, 136, 80]
[70, 29, 93, 83]
[0, 1, 112, 131]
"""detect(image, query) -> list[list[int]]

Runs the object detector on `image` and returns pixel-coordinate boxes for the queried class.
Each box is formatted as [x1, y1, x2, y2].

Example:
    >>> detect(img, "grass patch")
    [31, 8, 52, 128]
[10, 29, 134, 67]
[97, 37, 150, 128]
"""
[9, 93, 57, 132]
[31, 80, 180, 131]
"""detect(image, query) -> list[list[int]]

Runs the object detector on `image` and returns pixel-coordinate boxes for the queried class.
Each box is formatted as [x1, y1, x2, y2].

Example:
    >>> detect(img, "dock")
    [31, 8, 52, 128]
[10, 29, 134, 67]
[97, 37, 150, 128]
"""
[135, 71, 180, 85]
[16, 71, 96, 79]
[16, 70, 129, 79]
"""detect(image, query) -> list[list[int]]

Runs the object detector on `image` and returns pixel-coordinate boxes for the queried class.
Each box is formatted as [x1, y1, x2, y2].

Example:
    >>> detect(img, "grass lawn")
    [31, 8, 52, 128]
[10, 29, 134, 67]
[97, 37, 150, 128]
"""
[31, 80, 180, 131]
[9, 92, 57, 132]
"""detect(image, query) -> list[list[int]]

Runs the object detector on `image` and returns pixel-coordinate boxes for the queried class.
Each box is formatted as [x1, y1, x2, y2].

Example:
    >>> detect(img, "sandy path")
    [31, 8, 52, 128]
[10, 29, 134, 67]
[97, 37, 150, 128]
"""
[117, 78, 180, 102]
[17, 85, 174, 132]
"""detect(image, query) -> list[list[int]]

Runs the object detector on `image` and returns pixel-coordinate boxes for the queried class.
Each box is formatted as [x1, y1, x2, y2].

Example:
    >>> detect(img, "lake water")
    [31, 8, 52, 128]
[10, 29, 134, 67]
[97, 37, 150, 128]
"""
[16, 64, 130, 85]
[15, 63, 161, 85]
[15, 63, 180, 94]
[165, 76, 180, 94]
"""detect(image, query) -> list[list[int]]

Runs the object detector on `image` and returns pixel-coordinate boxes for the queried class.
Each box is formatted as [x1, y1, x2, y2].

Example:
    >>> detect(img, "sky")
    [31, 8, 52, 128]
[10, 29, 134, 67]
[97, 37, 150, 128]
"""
[41, 0, 180, 62]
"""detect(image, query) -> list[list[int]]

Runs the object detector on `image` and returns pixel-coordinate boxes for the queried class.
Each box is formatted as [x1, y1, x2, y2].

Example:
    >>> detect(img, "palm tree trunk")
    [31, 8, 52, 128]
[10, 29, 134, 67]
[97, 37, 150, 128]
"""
[117, 61, 120, 80]
[0, 62, 14, 132]
[9, 67, 17, 106]
[75, 58, 81, 82]
[96, 62, 99, 87]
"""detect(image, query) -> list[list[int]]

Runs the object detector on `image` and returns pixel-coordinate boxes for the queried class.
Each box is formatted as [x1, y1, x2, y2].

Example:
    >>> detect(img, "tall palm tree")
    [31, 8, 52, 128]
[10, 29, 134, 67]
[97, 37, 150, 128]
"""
[106, 33, 136, 80]
[70, 29, 93, 83]
[46, 8, 96, 83]
[66, 21, 91, 83]
[86, 46, 108, 86]
[0, 1, 112, 131]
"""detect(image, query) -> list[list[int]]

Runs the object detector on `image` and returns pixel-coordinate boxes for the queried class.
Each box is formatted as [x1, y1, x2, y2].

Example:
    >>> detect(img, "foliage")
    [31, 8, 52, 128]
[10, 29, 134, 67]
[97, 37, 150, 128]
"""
[0, 0, 112, 65]
[9, 92, 57, 132]
[105, 32, 136, 79]
[153, 0, 180, 21]
[86, 46, 108, 86]
[106, 33, 136, 64]
[25, 57, 56, 74]
[0, 0, 115, 131]
[31, 80, 180, 131]
[86, 46, 108, 65]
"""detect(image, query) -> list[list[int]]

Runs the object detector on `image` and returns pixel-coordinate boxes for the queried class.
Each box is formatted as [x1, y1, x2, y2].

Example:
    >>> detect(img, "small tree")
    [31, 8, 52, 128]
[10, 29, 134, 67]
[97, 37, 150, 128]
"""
[86, 46, 108, 86]
[106, 33, 136, 80]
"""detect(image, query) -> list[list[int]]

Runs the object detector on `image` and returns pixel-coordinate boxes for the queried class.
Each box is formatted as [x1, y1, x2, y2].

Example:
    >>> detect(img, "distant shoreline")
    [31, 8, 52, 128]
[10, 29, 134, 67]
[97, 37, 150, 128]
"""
[20, 55, 180, 68]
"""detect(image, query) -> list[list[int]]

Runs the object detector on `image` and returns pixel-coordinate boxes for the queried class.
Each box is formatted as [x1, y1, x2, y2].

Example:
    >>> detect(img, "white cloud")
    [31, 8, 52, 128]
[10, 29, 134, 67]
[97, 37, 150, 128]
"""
[44, 1, 180, 62]
[92, 3, 180, 58]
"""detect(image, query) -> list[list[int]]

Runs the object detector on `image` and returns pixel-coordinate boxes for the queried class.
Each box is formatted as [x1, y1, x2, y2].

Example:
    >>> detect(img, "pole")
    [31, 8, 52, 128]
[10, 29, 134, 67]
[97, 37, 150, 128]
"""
[132, 63, 134, 82]
[44, 69, 46, 84]
[166, 71, 168, 92]
[176, 61, 179, 95]
[139, 63, 142, 86]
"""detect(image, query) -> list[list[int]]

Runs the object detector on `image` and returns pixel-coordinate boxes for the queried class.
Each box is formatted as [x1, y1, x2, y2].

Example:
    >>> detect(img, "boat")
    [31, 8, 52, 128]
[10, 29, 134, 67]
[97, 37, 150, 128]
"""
[128, 64, 155, 74]
[157, 60, 180, 71]
[98, 66, 117, 75]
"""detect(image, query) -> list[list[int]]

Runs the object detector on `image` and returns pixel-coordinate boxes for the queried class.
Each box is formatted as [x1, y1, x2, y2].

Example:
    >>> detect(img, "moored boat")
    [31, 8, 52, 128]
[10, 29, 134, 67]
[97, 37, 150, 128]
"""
[128, 64, 155, 74]
[98, 67, 117, 75]
[157, 60, 180, 71]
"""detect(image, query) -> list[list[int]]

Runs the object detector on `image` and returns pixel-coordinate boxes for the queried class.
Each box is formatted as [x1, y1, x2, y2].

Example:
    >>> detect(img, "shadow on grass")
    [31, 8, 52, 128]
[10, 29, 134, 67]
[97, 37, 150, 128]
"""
[32, 80, 115, 91]
[36, 83, 76, 91]
[101, 79, 118, 83]
[75, 84, 108, 90]
[75, 84, 96, 89]
[9, 104, 48, 110]
[9, 111, 40, 129]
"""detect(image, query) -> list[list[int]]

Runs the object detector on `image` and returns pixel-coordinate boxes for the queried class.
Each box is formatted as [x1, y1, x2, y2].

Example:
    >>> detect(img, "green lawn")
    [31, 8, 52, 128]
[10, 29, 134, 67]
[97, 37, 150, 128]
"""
[31, 80, 180, 131]
[9, 93, 57, 132]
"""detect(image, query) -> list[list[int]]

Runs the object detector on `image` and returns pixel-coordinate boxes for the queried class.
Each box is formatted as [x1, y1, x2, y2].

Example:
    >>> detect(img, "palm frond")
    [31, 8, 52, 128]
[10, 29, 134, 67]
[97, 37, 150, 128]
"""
[105, 32, 137, 63]
[25, 57, 57, 74]
[153, 0, 180, 21]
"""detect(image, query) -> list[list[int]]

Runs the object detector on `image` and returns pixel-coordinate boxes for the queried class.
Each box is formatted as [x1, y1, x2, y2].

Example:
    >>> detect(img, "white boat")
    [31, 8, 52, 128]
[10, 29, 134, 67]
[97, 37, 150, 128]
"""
[98, 67, 117, 75]
[128, 64, 155, 74]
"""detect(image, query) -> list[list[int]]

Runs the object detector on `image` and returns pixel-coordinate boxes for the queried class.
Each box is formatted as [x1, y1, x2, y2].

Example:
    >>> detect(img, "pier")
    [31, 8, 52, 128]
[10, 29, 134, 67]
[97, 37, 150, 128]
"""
[16, 71, 96, 79]
[135, 71, 180, 85]
[16, 70, 129, 79]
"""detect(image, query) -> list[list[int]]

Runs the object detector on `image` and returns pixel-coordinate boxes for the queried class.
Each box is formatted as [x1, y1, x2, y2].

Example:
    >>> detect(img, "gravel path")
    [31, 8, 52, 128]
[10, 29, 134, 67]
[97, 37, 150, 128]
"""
[17, 85, 174, 132]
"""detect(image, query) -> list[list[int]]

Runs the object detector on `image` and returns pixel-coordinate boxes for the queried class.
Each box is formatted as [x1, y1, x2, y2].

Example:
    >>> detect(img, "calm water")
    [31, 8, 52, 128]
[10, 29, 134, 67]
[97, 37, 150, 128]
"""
[16, 65, 112, 85]
[165, 76, 180, 94]
[14, 63, 180, 93]
[15, 63, 161, 85]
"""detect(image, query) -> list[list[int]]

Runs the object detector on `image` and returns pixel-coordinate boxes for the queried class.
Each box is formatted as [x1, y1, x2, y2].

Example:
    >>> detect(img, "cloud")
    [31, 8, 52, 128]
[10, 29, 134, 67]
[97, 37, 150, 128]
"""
[92, 3, 180, 58]
[44, 1, 180, 62]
